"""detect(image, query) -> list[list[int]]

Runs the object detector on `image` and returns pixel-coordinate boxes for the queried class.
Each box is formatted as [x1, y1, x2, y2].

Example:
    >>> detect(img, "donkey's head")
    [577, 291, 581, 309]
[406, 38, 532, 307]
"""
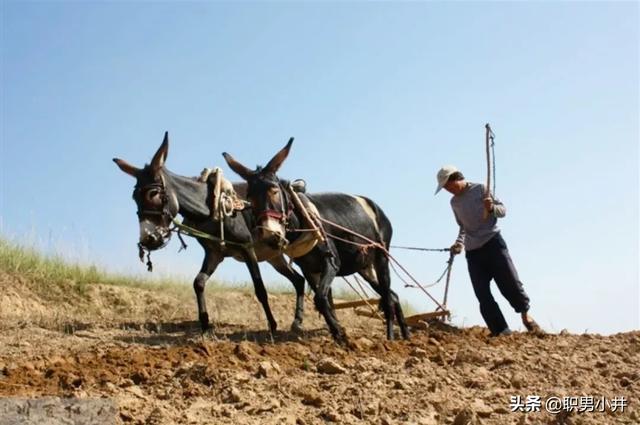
[113, 132, 179, 251]
[222, 138, 294, 249]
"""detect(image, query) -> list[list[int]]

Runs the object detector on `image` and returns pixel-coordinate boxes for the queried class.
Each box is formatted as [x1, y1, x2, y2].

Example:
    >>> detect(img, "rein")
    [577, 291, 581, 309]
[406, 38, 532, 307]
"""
[170, 218, 252, 249]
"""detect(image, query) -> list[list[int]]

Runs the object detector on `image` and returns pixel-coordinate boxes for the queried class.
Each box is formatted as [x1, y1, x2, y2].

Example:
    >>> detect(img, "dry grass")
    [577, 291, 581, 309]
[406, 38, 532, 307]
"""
[0, 237, 413, 329]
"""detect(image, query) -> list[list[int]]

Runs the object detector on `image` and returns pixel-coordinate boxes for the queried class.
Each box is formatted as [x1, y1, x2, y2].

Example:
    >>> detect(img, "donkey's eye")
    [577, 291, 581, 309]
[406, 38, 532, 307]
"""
[147, 189, 159, 198]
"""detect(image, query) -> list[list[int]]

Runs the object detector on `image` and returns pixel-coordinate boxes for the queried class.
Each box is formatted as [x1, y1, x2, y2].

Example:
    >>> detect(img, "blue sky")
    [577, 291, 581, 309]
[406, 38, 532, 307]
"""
[2, 2, 638, 335]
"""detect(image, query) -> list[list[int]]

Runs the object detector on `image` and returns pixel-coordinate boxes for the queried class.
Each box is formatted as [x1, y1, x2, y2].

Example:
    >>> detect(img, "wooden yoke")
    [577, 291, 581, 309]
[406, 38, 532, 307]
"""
[286, 184, 326, 243]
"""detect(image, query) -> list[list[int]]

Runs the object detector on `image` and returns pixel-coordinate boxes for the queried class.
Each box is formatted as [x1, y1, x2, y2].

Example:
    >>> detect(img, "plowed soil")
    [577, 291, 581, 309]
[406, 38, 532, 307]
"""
[0, 271, 638, 424]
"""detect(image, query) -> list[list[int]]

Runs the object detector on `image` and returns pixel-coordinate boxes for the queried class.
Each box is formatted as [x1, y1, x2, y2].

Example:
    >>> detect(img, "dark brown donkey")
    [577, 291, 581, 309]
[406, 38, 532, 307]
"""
[223, 139, 410, 342]
[113, 133, 309, 334]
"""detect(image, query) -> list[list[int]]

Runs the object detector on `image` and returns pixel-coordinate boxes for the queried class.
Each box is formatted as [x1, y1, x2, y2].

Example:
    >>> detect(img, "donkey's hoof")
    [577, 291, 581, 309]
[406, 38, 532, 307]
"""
[332, 329, 350, 346]
[268, 321, 278, 335]
[290, 321, 304, 335]
[401, 327, 411, 340]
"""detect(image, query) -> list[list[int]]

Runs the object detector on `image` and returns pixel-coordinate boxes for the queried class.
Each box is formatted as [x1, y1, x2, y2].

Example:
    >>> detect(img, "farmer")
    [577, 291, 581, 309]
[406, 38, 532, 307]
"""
[435, 165, 541, 336]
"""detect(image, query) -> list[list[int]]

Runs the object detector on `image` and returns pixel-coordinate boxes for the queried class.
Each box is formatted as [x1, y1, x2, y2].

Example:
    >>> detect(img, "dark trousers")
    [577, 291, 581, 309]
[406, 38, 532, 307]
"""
[465, 233, 530, 335]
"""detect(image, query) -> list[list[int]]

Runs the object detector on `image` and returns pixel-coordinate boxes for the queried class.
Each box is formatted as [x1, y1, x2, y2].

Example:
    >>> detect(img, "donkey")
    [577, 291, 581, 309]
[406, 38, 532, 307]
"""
[222, 139, 410, 342]
[113, 132, 308, 334]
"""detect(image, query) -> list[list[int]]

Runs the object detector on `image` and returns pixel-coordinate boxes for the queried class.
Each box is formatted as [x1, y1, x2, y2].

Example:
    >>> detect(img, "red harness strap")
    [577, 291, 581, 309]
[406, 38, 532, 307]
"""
[256, 209, 291, 223]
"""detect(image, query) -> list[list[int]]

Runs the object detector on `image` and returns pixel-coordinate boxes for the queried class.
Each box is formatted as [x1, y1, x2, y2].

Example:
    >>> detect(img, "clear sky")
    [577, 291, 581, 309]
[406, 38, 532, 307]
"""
[2, 1, 638, 335]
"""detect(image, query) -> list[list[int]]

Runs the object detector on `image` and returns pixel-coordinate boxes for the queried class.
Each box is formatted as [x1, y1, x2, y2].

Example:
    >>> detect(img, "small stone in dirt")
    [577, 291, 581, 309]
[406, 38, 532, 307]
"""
[428, 337, 441, 347]
[510, 373, 526, 389]
[234, 342, 255, 362]
[355, 357, 385, 372]
[392, 380, 406, 390]
[120, 411, 135, 422]
[219, 406, 233, 417]
[224, 386, 242, 403]
[317, 357, 346, 375]
[405, 357, 421, 368]
[452, 408, 478, 425]
[125, 385, 146, 399]
[233, 371, 252, 383]
[410, 347, 428, 358]
[471, 400, 492, 418]
[416, 414, 439, 425]
[247, 399, 280, 414]
[570, 378, 583, 388]
[103, 382, 118, 394]
[320, 409, 341, 422]
[145, 407, 168, 425]
[130, 370, 149, 385]
[493, 406, 510, 414]
[256, 360, 281, 378]
[120, 378, 135, 388]
[355, 337, 375, 350]
[300, 389, 324, 407]
[550, 353, 564, 362]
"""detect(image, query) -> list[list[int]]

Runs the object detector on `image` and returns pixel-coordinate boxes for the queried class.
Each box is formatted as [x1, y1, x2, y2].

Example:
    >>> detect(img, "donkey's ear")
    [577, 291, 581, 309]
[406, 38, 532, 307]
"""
[222, 152, 253, 181]
[151, 131, 169, 172]
[113, 158, 140, 177]
[264, 137, 294, 174]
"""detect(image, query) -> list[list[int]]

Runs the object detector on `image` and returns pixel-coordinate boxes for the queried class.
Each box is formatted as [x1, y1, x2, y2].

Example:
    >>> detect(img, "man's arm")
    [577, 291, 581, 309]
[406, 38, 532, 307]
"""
[452, 210, 465, 253]
[482, 184, 507, 218]
[490, 196, 506, 218]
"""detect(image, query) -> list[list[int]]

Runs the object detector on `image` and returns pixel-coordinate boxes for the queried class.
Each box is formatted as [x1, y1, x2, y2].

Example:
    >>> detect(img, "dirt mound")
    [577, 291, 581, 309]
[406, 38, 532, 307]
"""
[0, 271, 637, 424]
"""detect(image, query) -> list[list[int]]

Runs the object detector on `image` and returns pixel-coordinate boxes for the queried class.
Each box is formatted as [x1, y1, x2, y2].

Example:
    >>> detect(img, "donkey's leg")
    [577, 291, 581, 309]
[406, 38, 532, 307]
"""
[358, 265, 394, 339]
[194, 250, 224, 332]
[243, 248, 278, 334]
[392, 290, 410, 339]
[268, 255, 306, 333]
[358, 265, 410, 340]
[359, 259, 393, 339]
[374, 251, 409, 340]
[305, 257, 347, 343]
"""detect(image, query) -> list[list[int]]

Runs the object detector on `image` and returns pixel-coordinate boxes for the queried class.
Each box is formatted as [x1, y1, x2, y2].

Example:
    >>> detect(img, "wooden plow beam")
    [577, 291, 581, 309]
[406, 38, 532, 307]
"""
[405, 310, 450, 328]
[333, 298, 379, 310]
[334, 297, 451, 328]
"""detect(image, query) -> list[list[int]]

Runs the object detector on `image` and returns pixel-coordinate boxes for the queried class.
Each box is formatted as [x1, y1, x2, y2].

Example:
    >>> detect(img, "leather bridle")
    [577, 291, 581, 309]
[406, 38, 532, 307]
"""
[253, 181, 294, 228]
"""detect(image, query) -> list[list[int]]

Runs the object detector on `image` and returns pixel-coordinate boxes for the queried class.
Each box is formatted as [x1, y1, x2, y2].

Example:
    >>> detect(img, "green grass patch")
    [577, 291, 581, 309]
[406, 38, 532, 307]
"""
[0, 237, 205, 297]
[0, 237, 416, 313]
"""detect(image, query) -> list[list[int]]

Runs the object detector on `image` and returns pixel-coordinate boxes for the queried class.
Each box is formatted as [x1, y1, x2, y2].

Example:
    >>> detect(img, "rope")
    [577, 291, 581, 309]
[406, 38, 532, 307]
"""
[353, 274, 373, 298]
[171, 218, 251, 249]
[314, 215, 447, 311]
[398, 259, 450, 290]
[340, 276, 385, 321]
[390, 245, 450, 252]
[172, 168, 245, 249]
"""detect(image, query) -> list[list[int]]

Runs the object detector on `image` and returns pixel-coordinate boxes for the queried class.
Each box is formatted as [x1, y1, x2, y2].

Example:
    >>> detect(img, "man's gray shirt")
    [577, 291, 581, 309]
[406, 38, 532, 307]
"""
[451, 182, 506, 251]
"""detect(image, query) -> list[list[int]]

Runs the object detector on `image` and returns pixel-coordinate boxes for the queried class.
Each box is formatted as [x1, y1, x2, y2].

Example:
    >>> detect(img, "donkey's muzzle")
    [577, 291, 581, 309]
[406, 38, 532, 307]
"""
[140, 233, 167, 250]
[139, 220, 170, 251]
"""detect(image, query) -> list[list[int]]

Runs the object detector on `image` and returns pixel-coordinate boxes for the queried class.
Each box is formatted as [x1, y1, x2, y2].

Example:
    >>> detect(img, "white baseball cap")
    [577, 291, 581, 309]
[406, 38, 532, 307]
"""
[434, 165, 459, 195]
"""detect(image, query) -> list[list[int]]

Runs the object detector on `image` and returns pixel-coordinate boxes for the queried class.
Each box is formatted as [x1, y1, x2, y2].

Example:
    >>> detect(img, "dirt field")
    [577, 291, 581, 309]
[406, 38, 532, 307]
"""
[0, 271, 638, 425]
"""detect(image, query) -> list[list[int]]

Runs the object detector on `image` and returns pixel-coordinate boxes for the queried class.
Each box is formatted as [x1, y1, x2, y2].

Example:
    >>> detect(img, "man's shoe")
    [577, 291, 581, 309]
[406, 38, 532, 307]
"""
[523, 318, 543, 333]
[491, 328, 512, 337]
